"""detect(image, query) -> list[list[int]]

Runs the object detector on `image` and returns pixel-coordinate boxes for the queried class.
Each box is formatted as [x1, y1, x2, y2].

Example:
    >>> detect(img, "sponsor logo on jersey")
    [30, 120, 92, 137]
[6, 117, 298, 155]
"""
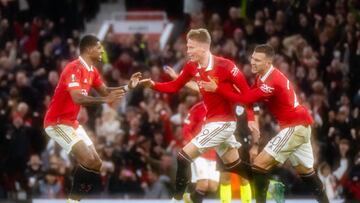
[68, 82, 79, 87]
[260, 84, 274, 94]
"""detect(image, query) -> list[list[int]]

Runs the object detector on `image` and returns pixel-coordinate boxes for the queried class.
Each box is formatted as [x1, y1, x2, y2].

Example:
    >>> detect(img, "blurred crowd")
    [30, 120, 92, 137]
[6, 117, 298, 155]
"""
[0, 0, 360, 201]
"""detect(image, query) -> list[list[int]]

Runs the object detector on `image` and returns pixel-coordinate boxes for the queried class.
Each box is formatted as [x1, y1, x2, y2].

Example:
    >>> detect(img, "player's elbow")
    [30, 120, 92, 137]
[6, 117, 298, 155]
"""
[71, 95, 86, 105]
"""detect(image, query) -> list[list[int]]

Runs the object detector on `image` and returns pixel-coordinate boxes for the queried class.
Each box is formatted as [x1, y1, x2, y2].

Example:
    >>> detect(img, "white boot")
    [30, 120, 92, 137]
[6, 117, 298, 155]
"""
[170, 197, 182, 203]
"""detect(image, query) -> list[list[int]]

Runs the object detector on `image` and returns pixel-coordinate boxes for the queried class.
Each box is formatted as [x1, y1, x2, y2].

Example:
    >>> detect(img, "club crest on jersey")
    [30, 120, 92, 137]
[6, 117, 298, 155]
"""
[212, 77, 219, 83]
[260, 84, 274, 94]
[81, 89, 88, 96]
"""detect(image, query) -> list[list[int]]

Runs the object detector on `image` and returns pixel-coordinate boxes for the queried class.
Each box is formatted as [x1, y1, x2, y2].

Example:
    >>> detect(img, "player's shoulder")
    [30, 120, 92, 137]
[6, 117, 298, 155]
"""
[270, 68, 288, 84]
[184, 61, 198, 68]
[214, 55, 235, 67]
[191, 102, 206, 112]
[213, 55, 239, 77]
[62, 59, 82, 74]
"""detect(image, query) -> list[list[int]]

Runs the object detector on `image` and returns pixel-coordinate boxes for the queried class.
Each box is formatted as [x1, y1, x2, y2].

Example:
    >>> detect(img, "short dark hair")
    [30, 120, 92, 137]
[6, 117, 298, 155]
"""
[254, 44, 275, 59]
[79, 34, 100, 54]
[187, 28, 211, 44]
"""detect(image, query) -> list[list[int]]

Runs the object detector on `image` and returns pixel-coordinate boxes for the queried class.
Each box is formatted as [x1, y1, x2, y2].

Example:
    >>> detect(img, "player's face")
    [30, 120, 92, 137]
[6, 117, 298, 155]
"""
[186, 39, 206, 62]
[250, 52, 271, 75]
[89, 42, 104, 62]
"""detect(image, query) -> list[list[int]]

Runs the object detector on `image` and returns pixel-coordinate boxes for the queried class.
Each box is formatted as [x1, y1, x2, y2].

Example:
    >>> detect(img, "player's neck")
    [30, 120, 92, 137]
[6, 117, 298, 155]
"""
[259, 65, 272, 76]
[199, 52, 211, 68]
[79, 55, 94, 67]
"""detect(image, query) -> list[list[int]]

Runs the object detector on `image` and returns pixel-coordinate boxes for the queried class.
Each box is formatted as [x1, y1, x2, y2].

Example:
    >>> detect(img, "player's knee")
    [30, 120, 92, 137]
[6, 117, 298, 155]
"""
[220, 172, 231, 184]
[208, 182, 219, 193]
[196, 180, 209, 192]
[82, 155, 102, 171]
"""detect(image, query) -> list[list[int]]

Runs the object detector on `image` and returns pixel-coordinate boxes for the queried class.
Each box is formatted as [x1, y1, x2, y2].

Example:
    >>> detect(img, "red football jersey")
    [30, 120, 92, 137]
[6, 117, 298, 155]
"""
[44, 57, 104, 128]
[182, 102, 216, 160]
[218, 66, 313, 129]
[153, 55, 254, 123]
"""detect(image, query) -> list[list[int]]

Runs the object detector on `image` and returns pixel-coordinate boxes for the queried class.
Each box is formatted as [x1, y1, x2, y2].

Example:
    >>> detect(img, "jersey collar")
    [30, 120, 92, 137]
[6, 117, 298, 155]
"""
[79, 56, 94, 72]
[260, 65, 274, 82]
[205, 54, 214, 71]
[197, 54, 214, 71]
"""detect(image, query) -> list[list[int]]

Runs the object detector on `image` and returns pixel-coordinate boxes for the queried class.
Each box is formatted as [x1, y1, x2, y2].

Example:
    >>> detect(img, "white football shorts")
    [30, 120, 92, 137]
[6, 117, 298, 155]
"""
[191, 121, 240, 157]
[264, 125, 314, 168]
[45, 124, 93, 154]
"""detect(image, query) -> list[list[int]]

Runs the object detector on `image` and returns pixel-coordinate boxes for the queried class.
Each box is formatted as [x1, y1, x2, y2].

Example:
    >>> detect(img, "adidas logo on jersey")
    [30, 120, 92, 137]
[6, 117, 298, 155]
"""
[231, 66, 239, 76]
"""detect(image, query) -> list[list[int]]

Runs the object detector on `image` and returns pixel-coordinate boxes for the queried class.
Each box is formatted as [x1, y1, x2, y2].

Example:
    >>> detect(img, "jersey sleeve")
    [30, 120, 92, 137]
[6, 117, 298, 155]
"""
[217, 79, 274, 105]
[153, 62, 195, 93]
[227, 63, 255, 121]
[65, 69, 82, 91]
[92, 68, 104, 88]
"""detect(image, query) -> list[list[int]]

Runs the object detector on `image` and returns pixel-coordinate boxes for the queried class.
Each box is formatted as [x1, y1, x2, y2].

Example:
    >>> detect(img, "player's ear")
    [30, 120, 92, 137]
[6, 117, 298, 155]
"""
[87, 46, 94, 54]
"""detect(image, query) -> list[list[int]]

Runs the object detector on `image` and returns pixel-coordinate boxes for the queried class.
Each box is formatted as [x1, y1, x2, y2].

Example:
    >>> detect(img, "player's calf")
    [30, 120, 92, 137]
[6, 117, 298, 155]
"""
[300, 171, 329, 203]
[174, 150, 193, 200]
[252, 165, 270, 203]
[69, 164, 102, 200]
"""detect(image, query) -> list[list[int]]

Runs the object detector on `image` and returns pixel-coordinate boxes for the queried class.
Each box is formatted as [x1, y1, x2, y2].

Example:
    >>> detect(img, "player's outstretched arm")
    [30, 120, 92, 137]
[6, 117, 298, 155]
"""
[140, 63, 193, 93]
[70, 89, 125, 105]
[200, 78, 265, 105]
[163, 65, 199, 93]
[97, 72, 142, 95]
[139, 78, 155, 88]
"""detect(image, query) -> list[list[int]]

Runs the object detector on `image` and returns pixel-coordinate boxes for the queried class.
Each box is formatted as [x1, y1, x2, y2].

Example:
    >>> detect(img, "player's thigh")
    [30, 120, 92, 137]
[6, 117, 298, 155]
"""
[253, 150, 279, 171]
[263, 125, 308, 167]
[219, 147, 240, 164]
[293, 164, 314, 175]
[75, 126, 102, 167]
[289, 126, 314, 171]
[183, 142, 202, 160]
[191, 121, 238, 157]
[45, 124, 83, 154]
[216, 128, 242, 164]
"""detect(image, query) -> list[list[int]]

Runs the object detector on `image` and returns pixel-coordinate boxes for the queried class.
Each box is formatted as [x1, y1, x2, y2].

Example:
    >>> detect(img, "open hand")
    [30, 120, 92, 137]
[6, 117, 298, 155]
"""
[129, 72, 142, 89]
[163, 65, 178, 79]
[199, 77, 218, 92]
